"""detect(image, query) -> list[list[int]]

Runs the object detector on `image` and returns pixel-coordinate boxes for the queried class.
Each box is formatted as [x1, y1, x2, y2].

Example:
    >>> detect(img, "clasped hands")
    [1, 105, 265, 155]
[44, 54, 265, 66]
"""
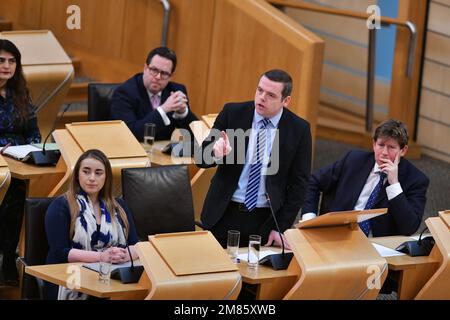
[161, 90, 188, 114]
[101, 247, 131, 264]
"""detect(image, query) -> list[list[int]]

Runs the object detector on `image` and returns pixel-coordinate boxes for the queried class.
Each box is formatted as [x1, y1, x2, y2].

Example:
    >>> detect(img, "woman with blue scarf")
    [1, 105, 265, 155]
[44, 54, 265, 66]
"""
[45, 149, 139, 299]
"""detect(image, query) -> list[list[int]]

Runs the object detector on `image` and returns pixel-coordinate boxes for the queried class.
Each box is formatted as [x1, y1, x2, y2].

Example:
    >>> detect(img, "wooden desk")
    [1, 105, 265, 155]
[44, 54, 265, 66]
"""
[371, 236, 440, 300]
[147, 140, 199, 179]
[238, 247, 298, 300]
[25, 262, 149, 300]
[4, 157, 65, 197]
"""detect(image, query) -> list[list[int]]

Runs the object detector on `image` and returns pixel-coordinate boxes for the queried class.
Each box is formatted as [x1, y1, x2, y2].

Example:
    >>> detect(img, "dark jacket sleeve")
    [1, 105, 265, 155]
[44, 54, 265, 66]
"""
[45, 196, 72, 264]
[195, 104, 229, 168]
[302, 151, 351, 215]
[388, 171, 429, 235]
[25, 104, 41, 144]
[277, 122, 312, 232]
[110, 83, 165, 141]
[117, 198, 139, 245]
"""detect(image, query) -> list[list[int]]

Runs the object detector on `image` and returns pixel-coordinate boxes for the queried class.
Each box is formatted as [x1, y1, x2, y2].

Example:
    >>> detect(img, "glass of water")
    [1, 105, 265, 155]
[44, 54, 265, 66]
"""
[144, 123, 156, 153]
[98, 248, 112, 284]
[227, 230, 240, 263]
[247, 235, 261, 270]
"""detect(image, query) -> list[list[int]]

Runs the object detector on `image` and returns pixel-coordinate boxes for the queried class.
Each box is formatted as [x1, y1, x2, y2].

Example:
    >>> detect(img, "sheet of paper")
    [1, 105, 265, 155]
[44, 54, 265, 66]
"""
[372, 243, 406, 257]
[2, 144, 41, 160]
[237, 250, 281, 262]
[83, 259, 142, 272]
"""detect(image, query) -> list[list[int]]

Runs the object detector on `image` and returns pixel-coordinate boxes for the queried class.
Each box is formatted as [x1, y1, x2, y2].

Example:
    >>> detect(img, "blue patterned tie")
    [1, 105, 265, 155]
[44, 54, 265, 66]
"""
[244, 118, 270, 211]
[359, 171, 387, 236]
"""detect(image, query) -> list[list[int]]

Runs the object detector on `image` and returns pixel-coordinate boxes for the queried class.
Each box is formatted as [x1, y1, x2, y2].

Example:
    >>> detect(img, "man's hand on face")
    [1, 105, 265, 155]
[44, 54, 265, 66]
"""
[379, 151, 401, 184]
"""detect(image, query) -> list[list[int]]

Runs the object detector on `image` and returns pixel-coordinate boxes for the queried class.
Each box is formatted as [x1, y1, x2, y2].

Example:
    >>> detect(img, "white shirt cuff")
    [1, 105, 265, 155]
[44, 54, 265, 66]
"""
[157, 106, 171, 126]
[302, 212, 317, 221]
[172, 106, 189, 119]
[386, 182, 403, 200]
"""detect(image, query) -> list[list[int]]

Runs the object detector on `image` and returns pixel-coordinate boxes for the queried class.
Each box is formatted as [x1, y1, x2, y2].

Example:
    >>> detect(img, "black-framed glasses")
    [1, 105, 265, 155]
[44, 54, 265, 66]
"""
[147, 66, 171, 80]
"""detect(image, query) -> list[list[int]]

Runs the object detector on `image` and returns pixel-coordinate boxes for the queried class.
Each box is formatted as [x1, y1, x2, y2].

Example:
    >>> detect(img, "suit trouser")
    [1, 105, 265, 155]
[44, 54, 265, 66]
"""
[210, 201, 271, 248]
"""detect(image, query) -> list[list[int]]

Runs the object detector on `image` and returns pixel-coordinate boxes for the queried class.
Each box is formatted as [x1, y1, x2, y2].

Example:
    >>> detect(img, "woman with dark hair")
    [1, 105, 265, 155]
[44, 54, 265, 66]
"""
[0, 39, 41, 285]
[45, 149, 139, 299]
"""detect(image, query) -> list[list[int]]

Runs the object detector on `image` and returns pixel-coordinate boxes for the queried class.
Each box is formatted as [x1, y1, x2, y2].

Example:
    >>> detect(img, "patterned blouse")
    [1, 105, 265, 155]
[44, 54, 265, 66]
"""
[0, 88, 41, 146]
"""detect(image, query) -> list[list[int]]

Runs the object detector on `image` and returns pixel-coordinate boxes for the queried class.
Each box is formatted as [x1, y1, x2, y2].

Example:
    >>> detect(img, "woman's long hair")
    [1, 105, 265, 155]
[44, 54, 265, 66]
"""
[0, 39, 31, 121]
[65, 149, 130, 239]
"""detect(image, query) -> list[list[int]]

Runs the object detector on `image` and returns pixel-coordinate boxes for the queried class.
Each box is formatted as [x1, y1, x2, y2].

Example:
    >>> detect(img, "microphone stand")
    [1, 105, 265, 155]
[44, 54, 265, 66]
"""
[259, 193, 293, 270]
[28, 103, 72, 165]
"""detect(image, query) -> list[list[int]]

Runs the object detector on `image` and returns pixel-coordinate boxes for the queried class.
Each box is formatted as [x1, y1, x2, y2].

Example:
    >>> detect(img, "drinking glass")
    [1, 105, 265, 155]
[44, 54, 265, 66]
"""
[247, 235, 261, 269]
[144, 123, 156, 153]
[98, 248, 112, 284]
[227, 230, 240, 263]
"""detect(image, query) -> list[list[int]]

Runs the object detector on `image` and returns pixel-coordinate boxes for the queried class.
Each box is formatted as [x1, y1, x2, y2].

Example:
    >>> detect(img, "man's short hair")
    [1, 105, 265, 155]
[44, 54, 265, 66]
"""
[373, 119, 409, 149]
[146, 47, 177, 73]
[263, 69, 293, 99]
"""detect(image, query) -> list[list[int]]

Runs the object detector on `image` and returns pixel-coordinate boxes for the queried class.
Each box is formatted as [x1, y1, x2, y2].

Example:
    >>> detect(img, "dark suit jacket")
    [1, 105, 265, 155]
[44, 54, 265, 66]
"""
[110, 73, 198, 141]
[197, 101, 312, 234]
[302, 150, 429, 236]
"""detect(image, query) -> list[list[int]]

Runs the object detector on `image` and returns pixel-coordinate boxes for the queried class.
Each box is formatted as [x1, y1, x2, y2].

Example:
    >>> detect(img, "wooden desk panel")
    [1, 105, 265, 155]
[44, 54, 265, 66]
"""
[5, 157, 65, 197]
[371, 236, 440, 300]
[237, 247, 298, 300]
[26, 262, 149, 300]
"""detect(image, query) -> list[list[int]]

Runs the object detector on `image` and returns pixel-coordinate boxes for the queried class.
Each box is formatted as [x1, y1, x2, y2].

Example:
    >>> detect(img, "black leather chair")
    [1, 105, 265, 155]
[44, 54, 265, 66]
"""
[19, 198, 54, 300]
[87, 83, 120, 121]
[121, 165, 196, 241]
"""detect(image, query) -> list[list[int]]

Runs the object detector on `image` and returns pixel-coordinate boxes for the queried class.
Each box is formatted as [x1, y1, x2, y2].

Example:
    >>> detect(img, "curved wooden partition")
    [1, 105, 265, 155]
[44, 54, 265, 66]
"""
[205, 0, 324, 139]
[0, 155, 11, 205]
[0, 30, 74, 141]
[49, 121, 150, 197]
[284, 226, 388, 300]
[136, 232, 242, 300]
[415, 214, 450, 300]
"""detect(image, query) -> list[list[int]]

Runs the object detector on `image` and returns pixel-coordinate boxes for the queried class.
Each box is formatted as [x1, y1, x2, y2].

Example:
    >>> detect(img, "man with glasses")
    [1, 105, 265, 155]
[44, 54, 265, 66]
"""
[111, 47, 198, 141]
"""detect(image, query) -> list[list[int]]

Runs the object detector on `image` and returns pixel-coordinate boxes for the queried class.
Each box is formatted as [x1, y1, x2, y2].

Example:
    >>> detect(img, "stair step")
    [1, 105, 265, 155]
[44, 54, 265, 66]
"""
[0, 19, 13, 32]
[65, 82, 88, 103]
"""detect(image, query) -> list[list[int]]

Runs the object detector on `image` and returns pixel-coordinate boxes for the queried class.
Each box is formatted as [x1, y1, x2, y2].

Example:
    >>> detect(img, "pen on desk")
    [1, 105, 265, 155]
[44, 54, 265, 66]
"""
[0, 143, 12, 155]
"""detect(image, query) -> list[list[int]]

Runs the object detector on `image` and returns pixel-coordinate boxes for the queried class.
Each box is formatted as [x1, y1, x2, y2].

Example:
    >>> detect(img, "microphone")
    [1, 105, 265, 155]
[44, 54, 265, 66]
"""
[110, 220, 144, 284]
[395, 227, 435, 257]
[258, 193, 294, 270]
[26, 103, 72, 166]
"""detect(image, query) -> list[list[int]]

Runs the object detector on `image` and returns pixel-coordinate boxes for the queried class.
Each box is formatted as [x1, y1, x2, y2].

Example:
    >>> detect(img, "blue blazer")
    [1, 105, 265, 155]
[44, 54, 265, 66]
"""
[302, 150, 429, 236]
[110, 73, 198, 141]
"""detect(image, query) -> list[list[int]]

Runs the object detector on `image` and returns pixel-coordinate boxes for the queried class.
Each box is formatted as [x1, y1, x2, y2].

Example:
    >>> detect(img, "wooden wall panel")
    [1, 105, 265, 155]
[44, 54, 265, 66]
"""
[121, 0, 164, 65]
[422, 61, 450, 96]
[0, 0, 42, 30]
[286, 8, 369, 45]
[320, 33, 367, 72]
[420, 89, 450, 125]
[322, 65, 390, 108]
[417, 118, 450, 162]
[205, 0, 324, 134]
[417, 0, 450, 163]
[428, 1, 450, 36]
[425, 32, 450, 65]
[40, 0, 126, 59]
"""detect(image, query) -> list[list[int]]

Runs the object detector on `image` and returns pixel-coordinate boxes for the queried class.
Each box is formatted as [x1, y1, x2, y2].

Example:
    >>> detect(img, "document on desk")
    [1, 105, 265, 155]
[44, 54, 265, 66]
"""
[237, 250, 282, 262]
[83, 260, 142, 272]
[1, 144, 41, 160]
[372, 243, 406, 257]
